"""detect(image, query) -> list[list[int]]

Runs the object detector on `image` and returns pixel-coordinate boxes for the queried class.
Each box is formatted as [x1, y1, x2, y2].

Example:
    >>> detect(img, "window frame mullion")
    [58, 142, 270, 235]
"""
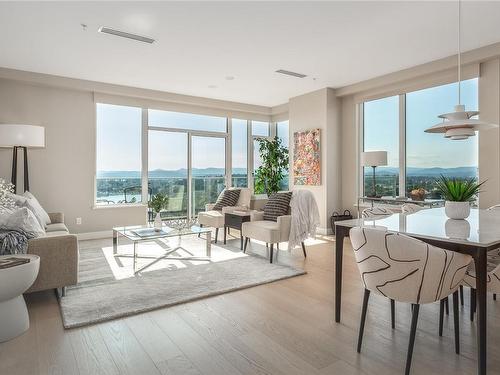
[398, 94, 406, 197]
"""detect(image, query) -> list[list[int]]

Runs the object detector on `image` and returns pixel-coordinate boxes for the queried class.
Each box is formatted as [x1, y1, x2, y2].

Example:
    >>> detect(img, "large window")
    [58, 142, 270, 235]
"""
[363, 96, 399, 196]
[191, 136, 226, 216]
[96, 105, 290, 213]
[252, 121, 269, 137]
[149, 110, 227, 132]
[231, 119, 248, 187]
[361, 78, 478, 199]
[277, 120, 290, 190]
[95, 104, 142, 205]
[148, 131, 188, 218]
[406, 79, 478, 198]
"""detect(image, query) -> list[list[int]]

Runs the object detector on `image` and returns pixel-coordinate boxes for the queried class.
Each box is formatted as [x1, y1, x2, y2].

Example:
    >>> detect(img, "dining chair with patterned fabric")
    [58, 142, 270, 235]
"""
[361, 207, 393, 219]
[401, 203, 423, 214]
[461, 203, 500, 312]
[463, 249, 500, 321]
[350, 227, 472, 375]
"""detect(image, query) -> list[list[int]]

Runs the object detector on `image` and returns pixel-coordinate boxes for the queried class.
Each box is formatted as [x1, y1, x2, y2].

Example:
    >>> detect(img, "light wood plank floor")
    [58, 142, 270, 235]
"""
[1, 236, 500, 375]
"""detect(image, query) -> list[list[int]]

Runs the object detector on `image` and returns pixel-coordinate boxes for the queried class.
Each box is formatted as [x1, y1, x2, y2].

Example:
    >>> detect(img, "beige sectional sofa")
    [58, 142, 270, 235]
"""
[26, 212, 78, 295]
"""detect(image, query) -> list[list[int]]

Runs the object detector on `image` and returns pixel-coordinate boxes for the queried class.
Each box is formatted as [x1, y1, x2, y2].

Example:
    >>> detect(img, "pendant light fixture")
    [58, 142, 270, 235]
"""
[424, 0, 497, 140]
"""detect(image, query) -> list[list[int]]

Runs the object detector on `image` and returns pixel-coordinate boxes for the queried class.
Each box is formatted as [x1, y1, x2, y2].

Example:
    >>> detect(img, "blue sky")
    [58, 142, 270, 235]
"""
[364, 78, 479, 169]
[96, 105, 288, 173]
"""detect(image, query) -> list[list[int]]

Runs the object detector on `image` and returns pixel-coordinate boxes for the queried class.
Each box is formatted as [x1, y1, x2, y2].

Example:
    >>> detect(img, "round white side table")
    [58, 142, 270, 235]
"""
[0, 254, 40, 342]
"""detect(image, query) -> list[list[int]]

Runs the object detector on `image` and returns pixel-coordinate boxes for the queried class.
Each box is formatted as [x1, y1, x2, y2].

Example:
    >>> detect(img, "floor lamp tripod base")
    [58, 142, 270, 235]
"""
[11, 146, 30, 193]
[366, 166, 381, 198]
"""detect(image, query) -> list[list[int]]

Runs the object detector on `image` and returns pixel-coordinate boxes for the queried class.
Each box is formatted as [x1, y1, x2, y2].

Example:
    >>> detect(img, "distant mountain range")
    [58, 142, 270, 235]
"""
[367, 166, 478, 178]
[97, 166, 478, 179]
[97, 168, 248, 178]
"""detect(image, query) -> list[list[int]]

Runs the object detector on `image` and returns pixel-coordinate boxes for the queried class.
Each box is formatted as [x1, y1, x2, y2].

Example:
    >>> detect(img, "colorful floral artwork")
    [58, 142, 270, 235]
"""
[293, 129, 321, 185]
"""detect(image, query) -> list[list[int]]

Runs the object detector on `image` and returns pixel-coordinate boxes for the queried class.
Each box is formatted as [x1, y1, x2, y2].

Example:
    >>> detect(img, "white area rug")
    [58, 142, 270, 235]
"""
[59, 235, 306, 328]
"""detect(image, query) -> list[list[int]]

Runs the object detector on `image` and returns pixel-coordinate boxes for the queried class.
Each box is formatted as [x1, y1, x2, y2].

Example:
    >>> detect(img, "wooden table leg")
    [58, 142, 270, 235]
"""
[335, 225, 347, 322]
[474, 248, 488, 375]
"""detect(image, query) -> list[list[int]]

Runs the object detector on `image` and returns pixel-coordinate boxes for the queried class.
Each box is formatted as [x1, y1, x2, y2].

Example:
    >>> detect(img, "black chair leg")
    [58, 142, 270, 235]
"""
[269, 244, 274, 263]
[198, 224, 203, 238]
[453, 291, 460, 354]
[445, 296, 449, 315]
[301, 242, 307, 258]
[439, 299, 445, 337]
[469, 288, 475, 321]
[460, 285, 464, 306]
[405, 304, 420, 375]
[243, 237, 249, 253]
[215, 228, 219, 244]
[494, 293, 497, 301]
[390, 299, 395, 329]
[357, 289, 371, 353]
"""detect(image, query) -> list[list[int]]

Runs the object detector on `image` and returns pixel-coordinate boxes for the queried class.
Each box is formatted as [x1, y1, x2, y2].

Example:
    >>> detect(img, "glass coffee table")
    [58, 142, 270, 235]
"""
[112, 224, 212, 274]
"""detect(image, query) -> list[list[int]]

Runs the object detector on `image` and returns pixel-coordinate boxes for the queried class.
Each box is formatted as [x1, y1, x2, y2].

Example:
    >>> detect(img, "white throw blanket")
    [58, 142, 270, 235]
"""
[288, 189, 320, 250]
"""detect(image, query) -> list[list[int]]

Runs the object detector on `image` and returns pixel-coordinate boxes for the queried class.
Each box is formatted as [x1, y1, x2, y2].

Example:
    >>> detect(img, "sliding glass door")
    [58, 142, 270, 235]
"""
[190, 135, 226, 217]
[148, 130, 188, 219]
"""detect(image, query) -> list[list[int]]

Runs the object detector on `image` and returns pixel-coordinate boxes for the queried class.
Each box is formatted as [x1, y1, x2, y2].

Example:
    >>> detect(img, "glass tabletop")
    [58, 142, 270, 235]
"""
[113, 223, 211, 241]
[336, 207, 500, 247]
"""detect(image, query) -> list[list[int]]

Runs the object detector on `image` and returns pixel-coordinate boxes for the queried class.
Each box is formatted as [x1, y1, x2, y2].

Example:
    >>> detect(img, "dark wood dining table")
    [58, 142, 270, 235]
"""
[334, 207, 500, 375]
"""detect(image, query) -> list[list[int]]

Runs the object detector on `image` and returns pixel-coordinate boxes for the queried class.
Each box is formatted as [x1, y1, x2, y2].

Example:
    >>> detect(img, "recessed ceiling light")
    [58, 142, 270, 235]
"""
[98, 26, 155, 44]
[208, 85, 217, 89]
[275, 69, 307, 78]
[225, 76, 235, 81]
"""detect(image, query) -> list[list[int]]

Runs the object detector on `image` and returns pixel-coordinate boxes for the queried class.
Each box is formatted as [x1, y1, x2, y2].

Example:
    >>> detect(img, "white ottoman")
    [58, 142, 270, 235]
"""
[0, 254, 40, 342]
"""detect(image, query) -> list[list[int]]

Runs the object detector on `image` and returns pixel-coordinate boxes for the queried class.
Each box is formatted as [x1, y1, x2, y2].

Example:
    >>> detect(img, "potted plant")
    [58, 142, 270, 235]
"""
[148, 193, 169, 229]
[435, 175, 485, 220]
[254, 137, 289, 196]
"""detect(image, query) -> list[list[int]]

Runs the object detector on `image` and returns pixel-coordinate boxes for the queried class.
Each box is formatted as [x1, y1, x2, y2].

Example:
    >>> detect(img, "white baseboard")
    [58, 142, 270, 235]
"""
[77, 230, 112, 240]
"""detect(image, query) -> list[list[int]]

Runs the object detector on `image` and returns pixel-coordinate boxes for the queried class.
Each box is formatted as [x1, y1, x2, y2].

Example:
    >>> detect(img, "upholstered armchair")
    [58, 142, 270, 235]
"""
[241, 211, 306, 263]
[197, 188, 252, 243]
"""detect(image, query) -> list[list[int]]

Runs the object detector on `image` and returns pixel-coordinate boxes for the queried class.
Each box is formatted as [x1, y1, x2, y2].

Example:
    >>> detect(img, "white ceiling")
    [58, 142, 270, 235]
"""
[1, 1, 500, 107]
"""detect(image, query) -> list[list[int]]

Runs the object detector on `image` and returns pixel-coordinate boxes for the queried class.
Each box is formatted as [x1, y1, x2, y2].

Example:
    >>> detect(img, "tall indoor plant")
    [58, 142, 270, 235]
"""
[435, 175, 485, 219]
[254, 137, 289, 196]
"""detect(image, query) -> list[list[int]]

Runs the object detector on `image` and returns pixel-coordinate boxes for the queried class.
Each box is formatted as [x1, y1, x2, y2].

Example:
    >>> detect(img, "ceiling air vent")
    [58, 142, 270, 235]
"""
[98, 27, 155, 44]
[275, 69, 307, 78]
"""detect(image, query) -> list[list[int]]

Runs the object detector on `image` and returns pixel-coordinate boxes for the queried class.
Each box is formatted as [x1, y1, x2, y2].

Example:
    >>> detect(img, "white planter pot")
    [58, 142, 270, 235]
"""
[445, 219, 471, 240]
[154, 212, 162, 230]
[445, 201, 471, 220]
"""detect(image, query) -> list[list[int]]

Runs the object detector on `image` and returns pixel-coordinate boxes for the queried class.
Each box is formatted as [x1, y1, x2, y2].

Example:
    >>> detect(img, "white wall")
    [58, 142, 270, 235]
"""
[288, 88, 342, 233]
[479, 58, 500, 208]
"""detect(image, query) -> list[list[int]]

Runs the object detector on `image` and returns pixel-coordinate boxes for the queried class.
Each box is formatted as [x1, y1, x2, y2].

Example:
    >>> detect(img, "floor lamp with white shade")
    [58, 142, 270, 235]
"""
[361, 151, 388, 198]
[0, 124, 45, 193]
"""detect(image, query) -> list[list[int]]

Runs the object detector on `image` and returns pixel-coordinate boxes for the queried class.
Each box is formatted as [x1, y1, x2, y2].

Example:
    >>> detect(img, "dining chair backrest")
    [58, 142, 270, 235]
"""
[349, 227, 472, 304]
[401, 203, 423, 214]
[361, 207, 393, 219]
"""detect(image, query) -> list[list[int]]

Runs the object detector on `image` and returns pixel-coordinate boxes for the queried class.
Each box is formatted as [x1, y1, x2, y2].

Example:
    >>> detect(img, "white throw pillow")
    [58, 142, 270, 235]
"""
[0, 207, 45, 237]
[22, 191, 51, 227]
[7, 192, 28, 206]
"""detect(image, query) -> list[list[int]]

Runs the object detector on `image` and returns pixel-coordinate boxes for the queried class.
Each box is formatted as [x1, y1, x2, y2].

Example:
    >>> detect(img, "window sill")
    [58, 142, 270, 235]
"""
[92, 203, 147, 210]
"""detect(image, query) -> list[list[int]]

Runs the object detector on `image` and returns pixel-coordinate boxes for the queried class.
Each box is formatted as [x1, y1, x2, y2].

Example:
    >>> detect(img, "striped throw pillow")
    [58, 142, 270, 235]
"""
[263, 192, 292, 222]
[213, 189, 241, 211]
